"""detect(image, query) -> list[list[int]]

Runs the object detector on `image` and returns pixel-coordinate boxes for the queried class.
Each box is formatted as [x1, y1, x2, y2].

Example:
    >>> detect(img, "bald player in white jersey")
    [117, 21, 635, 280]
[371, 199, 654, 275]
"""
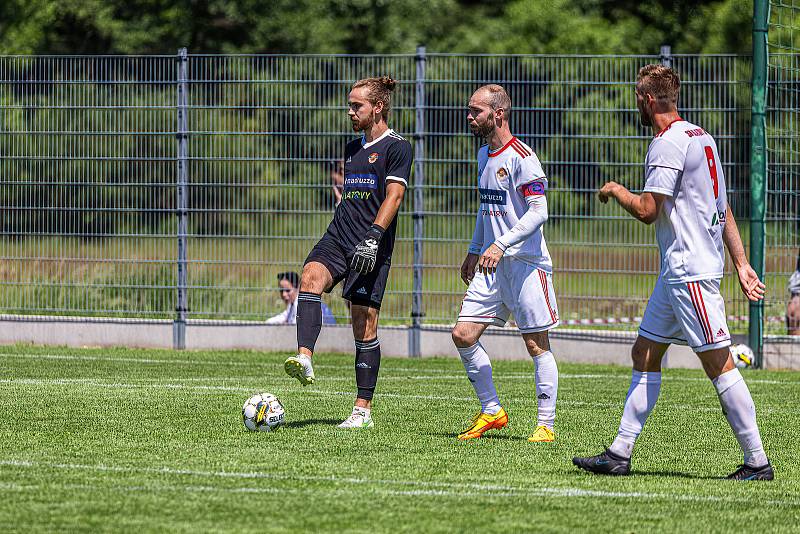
[452, 84, 560, 443]
[573, 64, 773, 480]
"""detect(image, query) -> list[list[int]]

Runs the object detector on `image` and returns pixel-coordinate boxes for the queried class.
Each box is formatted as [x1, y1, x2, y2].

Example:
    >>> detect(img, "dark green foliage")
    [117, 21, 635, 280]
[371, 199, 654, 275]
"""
[1, 0, 753, 55]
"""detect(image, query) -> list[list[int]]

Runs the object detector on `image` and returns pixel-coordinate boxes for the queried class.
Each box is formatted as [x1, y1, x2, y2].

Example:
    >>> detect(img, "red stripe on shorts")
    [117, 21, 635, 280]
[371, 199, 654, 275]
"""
[688, 282, 712, 344]
[694, 282, 715, 344]
[539, 269, 556, 323]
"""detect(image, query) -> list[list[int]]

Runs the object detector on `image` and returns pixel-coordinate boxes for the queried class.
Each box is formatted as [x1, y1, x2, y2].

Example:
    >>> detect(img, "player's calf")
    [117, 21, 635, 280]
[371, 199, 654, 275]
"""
[354, 337, 381, 401]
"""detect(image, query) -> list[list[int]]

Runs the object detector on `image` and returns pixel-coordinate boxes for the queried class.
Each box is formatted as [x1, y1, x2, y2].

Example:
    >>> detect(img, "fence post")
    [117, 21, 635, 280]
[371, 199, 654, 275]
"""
[660, 45, 672, 67]
[410, 45, 426, 358]
[750, 0, 769, 367]
[174, 47, 189, 350]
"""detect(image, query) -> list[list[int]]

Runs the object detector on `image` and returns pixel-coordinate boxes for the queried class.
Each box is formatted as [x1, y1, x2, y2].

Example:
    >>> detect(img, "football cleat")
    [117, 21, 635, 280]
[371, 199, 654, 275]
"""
[284, 354, 315, 386]
[528, 425, 555, 443]
[572, 449, 631, 476]
[337, 408, 374, 429]
[457, 407, 508, 440]
[727, 463, 774, 481]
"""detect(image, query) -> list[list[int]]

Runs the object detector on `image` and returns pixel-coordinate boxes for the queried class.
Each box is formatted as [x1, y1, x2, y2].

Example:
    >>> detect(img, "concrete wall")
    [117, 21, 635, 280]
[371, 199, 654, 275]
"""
[3, 314, 789, 369]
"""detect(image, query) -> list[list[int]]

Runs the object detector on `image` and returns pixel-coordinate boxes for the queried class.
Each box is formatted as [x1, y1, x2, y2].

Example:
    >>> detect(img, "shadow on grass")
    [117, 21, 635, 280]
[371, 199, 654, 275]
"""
[433, 432, 530, 442]
[283, 418, 342, 429]
[632, 470, 723, 480]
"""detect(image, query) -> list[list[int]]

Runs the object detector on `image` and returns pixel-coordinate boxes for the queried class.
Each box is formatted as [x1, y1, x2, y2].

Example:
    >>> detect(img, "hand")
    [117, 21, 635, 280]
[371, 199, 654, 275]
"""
[598, 181, 619, 204]
[351, 225, 384, 274]
[736, 263, 766, 302]
[478, 243, 505, 275]
[460, 253, 479, 285]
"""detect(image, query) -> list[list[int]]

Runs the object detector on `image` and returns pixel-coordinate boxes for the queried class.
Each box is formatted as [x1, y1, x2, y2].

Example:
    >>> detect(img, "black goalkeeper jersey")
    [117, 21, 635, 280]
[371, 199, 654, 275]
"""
[326, 129, 413, 258]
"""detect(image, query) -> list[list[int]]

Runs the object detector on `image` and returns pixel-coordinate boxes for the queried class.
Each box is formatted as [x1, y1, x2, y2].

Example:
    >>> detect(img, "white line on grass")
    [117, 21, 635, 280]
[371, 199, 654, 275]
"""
[1, 351, 796, 385]
[1, 459, 797, 507]
[0, 352, 458, 374]
[0, 378, 777, 413]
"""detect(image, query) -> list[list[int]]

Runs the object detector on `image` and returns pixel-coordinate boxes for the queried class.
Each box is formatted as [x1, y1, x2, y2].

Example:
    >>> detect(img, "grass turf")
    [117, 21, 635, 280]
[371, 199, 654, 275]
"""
[0, 344, 798, 532]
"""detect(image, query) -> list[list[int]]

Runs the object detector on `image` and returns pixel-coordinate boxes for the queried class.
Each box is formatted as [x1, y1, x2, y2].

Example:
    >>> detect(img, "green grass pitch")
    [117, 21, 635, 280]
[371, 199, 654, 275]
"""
[1, 345, 798, 532]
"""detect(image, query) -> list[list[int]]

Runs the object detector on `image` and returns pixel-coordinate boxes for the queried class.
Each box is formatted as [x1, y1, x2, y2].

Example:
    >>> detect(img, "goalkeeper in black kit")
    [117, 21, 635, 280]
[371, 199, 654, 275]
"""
[284, 76, 413, 429]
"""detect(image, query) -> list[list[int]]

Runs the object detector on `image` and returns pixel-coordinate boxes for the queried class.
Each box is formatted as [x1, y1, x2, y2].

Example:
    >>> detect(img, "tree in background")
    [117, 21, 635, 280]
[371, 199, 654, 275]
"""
[1, 0, 753, 55]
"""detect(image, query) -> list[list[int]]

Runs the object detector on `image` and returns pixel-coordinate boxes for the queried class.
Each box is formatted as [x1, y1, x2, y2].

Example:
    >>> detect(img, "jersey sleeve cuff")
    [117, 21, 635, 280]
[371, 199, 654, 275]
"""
[642, 185, 674, 196]
[386, 175, 408, 186]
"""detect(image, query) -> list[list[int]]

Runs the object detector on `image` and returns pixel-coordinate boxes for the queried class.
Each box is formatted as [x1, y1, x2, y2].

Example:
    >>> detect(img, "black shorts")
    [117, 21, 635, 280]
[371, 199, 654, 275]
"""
[304, 232, 391, 309]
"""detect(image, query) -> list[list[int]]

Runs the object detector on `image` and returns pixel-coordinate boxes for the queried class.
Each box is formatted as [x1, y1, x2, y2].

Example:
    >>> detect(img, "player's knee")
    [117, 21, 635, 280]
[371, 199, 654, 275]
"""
[630, 339, 658, 370]
[523, 332, 550, 356]
[451, 324, 478, 348]
[299, 265, 326, 293]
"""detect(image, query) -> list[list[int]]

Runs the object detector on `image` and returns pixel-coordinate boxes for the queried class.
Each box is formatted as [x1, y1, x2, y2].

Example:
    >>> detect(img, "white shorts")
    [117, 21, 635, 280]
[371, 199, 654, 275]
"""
[458, 257, 559, 333]
[638, 277, 731, 352]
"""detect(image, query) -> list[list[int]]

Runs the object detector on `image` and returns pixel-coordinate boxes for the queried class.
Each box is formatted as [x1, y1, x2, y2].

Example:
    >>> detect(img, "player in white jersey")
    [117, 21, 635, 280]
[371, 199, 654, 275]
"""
[573, 65, 773, 480]
[451, 84, 560, 443]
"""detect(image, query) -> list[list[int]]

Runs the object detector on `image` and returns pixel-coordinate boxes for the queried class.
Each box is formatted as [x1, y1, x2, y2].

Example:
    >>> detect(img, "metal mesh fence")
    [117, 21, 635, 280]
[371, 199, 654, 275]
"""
[0, 56, 176, 317]
[767, 0, 800, 353]
[0, 50, 786, 342]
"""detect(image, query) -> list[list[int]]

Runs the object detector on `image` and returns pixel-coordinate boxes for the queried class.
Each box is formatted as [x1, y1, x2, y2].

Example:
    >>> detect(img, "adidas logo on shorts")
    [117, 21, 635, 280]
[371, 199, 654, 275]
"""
[716, 328, 727, 339]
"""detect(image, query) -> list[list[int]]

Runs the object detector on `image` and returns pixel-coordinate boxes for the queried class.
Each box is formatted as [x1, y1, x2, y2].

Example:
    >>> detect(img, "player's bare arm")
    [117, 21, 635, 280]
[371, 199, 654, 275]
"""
[373, 182, 406, 229]
[351, 182, 405, 274]
[722, 206, 766, 301]
[598, 181, 664, 225]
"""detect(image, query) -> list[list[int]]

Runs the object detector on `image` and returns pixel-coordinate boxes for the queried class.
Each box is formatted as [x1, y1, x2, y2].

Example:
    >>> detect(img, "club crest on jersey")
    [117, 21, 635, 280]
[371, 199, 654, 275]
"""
[496, 167, 509, 182]
[368, 152, 379, 164]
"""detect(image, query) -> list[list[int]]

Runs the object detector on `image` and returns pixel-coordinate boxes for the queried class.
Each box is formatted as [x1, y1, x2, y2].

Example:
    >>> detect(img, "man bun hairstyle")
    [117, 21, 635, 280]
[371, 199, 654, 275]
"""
[353, 75, 397, 117]
[637, 64, 680, 107]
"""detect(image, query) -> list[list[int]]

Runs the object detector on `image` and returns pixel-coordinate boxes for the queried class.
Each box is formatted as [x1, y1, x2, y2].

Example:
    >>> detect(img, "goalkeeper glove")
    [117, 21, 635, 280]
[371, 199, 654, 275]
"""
[351, 224, 384, 274]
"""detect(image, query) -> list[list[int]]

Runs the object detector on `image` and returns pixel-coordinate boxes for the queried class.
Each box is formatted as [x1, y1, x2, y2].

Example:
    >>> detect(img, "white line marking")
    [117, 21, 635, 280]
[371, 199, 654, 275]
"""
[1, 350, 796, 387]
[1, 352, 796, 385]
[0, 352, 457, 374]
[0, 459, 797, 506]
[0, 378, 781, 414]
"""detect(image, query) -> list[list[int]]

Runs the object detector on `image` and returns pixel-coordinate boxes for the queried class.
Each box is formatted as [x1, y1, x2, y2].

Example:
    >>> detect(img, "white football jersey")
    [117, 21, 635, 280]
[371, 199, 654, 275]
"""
[475, 137, 552, 271]
[643, 119, 728, 283]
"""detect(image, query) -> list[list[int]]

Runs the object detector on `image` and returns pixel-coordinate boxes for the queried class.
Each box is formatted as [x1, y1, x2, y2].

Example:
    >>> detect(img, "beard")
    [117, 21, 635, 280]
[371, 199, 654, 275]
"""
[470, 119, 495, 140]
[637, 104, 652, 127]
[351, 115, 373, 132]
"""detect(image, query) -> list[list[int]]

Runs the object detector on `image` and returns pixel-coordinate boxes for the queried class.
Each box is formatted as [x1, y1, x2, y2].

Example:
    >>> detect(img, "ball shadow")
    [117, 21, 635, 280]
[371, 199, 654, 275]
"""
[283, 418, 342, 429]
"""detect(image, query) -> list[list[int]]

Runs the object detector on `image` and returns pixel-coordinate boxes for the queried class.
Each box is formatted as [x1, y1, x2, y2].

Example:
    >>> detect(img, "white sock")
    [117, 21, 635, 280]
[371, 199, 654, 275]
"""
[457, 342, 501, 415]
[713, 368, 768, 467]
[609, 371, 662, 458]
[533, 351, 558, 429]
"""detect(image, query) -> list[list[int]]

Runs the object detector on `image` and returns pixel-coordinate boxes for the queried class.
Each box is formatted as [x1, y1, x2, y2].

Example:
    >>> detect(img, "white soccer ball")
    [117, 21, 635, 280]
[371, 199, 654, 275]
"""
[242, 393, 285, 432]
[730, 344, 754, 368]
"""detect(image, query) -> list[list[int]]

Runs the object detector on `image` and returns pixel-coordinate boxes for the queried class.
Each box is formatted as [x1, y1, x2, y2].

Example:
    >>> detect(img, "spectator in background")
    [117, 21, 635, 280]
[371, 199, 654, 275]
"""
[788, 251, 800, 335]
[330, 159, 345, 207]
[267, 272, 336, 325]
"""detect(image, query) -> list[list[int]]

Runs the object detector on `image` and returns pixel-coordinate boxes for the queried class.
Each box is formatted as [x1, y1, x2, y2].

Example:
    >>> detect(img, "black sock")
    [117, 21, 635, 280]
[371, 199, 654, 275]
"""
[354, 338, 381, 401]
[296, 292, 322, 353]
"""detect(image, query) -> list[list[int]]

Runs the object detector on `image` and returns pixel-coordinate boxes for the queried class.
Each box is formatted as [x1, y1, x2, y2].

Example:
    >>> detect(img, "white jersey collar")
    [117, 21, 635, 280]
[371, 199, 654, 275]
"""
[361, 128, 394, 149]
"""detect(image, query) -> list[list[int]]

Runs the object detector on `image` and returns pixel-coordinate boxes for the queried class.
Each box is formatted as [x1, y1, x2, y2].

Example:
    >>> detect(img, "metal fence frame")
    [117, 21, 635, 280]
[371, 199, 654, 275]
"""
[1, 47, 796, 363]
